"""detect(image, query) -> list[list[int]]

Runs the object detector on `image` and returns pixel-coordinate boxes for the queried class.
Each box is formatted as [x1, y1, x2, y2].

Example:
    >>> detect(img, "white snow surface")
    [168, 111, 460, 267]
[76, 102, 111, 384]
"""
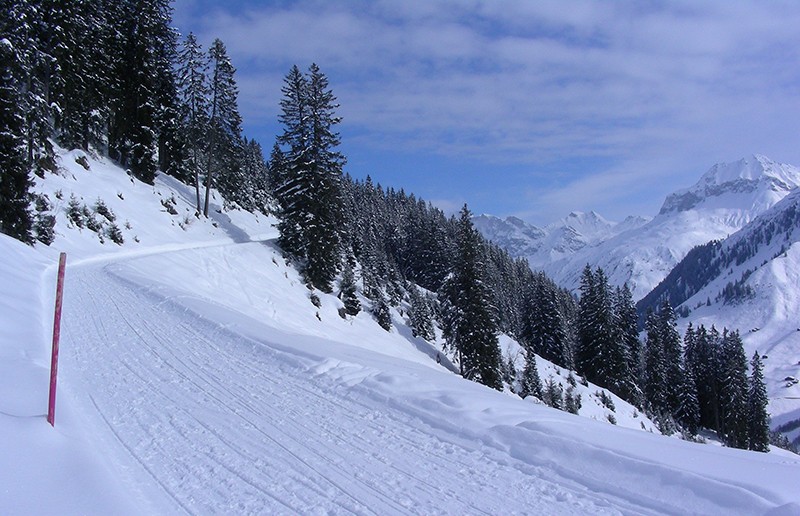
[2, 148, 800, 514]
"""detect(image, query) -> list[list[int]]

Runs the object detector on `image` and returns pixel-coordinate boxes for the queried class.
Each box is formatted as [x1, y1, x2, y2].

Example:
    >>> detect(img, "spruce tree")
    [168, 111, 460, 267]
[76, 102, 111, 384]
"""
[719, 330, 748, 448]
[659, 301, 684, 415]
[519, 351, 543, 400]
[408, 284, 435, 341]
[372, 289, 392, 331]
[273, 64, 345, 292]
[675, 359, 701, 435]
[338, 261, 361, 317]
[644, 309, 667, 412]
[576, 266, 626, 394]
[747, 351, 770, 452]
[0, 38, 32, 242]
[439, 205, 502, 390]
[614, 283, 643, 405]
[204, 38, 242, 216]
[177, 32, 210, 211]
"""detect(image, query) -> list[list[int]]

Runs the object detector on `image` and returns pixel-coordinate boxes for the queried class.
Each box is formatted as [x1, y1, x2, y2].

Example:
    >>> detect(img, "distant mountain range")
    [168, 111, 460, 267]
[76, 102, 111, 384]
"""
[477, 155, 800, 440]
[476, 155, 800, 300]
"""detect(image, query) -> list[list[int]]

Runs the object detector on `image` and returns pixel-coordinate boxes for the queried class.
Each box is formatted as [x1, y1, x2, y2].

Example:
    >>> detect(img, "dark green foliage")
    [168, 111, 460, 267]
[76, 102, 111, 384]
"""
[372, 290, 392, 331]
[577, 266, 632, 400]
[675, 363, 700, 435]
[94, 198, 115, 222]
[32, 193, 55, 245]
[644, 309, 667, 411]
[564, 385, 581, 414]
[519, 351, 543, 399]
[439, 205, 502, 390]
[407, 284, 434, 341]
[718, 330, 748, 448]
[338, 261, 361, 317]
[203, 38, 243, 216]
[747, 351, 770, 452]
[67, 195, 84, 228]
[0, 38, 33, 243]
[273, 64, 344, 292]
[542, 377, 563, 409]
[106, 223, 124, 245]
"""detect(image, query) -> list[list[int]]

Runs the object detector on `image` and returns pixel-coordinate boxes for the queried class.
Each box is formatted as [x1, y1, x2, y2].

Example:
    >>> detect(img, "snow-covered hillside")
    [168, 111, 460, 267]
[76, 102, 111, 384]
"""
[2, 148, 800, 513]
[478, 155, 800, 299]
[639, 187, 800, 445]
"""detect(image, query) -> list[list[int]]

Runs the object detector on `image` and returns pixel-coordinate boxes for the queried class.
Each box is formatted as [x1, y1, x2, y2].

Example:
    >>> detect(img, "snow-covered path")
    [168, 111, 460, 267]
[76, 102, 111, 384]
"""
[61, 254, 621, 515]
[54, 242, 800, 515]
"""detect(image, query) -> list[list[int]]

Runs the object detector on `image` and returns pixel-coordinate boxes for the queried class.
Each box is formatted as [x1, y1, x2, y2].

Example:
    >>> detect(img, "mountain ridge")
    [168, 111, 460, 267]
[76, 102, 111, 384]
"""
[476, 155, 800, 299]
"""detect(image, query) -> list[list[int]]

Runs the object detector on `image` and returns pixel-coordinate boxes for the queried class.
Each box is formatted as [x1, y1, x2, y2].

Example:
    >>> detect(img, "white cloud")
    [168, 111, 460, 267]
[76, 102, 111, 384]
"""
[174, 0, 800, 223]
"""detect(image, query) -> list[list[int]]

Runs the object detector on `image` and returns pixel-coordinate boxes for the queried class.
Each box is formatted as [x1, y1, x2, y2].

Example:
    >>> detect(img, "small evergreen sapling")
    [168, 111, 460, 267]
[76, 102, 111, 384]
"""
[337, 262, 361, 317]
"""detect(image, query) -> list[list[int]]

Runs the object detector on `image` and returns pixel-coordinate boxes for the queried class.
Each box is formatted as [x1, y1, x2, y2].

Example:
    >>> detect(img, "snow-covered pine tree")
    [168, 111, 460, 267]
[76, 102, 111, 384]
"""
[371, 288, 392, 331]
[576, 266, 627, 395]
[659, 301, 684, 415]
[613, 283, 642, 405]
[747, 351, 770, 452]
[407, 284, 435, 341]
[522, 272, 570, 368]
[0, 37, 33, 242]
[49, 0, 110, 152]
[273, 64, 345, 292]
[108, 0, 175, 184]
[1, 0, 56, 176]
[176, 32, 210, 208]
[644, 309, 667, 412]
[718, 330, 748, 449]
[519, 351, 543, 400]
[439, 205, 502, 390]
[203, 38, 242, 216]
[338, 261, 361, 317]
[675, 357, 700, 436]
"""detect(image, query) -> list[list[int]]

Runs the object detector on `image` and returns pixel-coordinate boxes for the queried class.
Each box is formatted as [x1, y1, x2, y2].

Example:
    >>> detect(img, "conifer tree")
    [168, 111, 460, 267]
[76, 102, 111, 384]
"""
[675, 359, 701, 435]
[659, 301, 684, 415]
[177, 32, 210, 210]
[372, 288, 392, 331]
[108, 0, 175, 183]
[338, 261, 361, 317]
[0, 38, 32, 242]
[719, 330, 748, 448]
[576, 266, 627, 395]
[747, 351, 770, 452]
[440, 205, 502, 390]
[614, 283, 643, 405]
[519, 351, 543, 400]
[644, 309, 667, 411]
[408, 284, 435, 341]
[273, 64, 345, 292]
[204, 38, 242, 216]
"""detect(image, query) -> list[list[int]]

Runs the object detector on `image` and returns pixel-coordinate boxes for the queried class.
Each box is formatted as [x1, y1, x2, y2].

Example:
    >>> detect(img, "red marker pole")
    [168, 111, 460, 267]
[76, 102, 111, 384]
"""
[47, 252, 66, 427]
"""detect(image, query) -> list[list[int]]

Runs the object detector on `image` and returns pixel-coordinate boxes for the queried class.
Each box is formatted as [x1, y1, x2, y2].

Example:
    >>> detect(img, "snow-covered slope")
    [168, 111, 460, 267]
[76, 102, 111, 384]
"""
[478, 155, 800, 299]
[639, 188, 800, 441]
[2, 148, 800, 513]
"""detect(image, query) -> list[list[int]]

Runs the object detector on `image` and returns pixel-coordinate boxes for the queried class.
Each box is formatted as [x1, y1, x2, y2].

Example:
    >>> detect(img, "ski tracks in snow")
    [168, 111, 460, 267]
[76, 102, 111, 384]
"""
[61, 254, 662, 515]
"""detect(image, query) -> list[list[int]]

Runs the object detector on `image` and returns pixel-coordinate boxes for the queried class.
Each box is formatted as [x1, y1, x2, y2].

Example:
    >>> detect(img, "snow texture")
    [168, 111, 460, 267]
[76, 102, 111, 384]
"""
[1, 147, 799, 514]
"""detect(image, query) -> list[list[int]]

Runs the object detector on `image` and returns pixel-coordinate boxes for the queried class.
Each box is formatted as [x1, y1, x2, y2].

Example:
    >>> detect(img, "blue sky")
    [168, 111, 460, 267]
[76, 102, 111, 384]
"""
[173, 0, 800, 225]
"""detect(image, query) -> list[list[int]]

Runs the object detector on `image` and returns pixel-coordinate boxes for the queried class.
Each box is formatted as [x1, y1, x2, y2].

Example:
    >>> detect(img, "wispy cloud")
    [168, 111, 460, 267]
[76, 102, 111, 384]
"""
[174, 0, 800, 224]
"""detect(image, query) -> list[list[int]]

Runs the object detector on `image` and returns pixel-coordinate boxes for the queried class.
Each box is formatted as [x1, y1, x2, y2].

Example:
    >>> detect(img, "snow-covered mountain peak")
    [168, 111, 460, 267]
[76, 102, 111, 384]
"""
[660, 155, 800, 215]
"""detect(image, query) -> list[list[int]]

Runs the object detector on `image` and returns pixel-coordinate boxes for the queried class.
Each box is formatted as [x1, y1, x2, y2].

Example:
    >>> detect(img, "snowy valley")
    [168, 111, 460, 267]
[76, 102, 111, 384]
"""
[1, 145, 800, 514]
[3, 3, 800, 513]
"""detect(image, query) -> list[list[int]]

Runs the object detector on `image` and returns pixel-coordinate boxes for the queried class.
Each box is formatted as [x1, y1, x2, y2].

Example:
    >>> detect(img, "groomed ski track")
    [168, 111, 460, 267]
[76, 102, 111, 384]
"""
[58, 240, 798, 515]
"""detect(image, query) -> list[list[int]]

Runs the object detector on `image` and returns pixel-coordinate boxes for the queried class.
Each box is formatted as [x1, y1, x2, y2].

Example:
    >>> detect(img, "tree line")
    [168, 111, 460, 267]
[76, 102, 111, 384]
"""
[0, 1, 771, 452]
